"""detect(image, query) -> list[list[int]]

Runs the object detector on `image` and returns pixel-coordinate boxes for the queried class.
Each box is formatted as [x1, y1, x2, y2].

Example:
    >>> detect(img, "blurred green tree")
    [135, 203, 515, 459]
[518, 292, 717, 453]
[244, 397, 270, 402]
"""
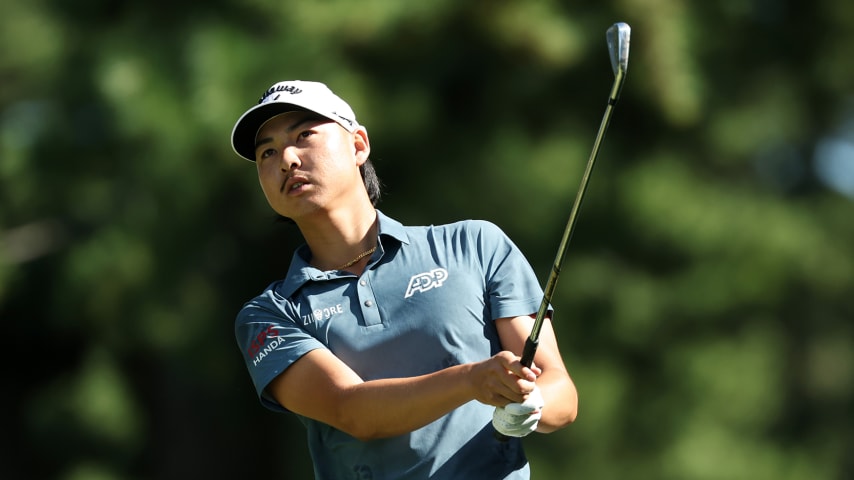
[1, 0, 852, 478]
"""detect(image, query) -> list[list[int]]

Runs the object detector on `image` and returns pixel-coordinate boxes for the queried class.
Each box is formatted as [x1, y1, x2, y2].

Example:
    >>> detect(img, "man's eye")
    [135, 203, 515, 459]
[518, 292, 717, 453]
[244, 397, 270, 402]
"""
[299, 130, 314, 139]
[259, 148, 276, 159]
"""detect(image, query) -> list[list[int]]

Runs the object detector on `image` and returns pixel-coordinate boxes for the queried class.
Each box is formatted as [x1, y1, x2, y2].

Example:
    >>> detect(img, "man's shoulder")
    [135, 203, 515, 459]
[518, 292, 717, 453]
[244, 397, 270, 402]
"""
[429, 219, 508, 243]
[404, 218, 504, 236]
[238, 279, 291, 314]
[379, 210, 505, 237]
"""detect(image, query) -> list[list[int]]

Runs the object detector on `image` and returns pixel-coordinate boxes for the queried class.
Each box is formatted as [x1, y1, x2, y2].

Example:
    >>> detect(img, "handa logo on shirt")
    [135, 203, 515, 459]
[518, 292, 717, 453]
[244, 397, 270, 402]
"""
[404, 268, 449, 298]
[248, 324, 284, 366]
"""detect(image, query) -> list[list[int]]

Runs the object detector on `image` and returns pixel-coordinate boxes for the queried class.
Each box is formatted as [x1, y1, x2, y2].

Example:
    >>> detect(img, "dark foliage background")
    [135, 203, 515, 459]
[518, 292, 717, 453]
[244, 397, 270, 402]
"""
[2, 0, 852, 478]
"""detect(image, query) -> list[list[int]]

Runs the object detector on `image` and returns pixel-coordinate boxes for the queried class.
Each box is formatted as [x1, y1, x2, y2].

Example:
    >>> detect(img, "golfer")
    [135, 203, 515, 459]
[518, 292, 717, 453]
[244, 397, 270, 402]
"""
[232, 80, 577, 479]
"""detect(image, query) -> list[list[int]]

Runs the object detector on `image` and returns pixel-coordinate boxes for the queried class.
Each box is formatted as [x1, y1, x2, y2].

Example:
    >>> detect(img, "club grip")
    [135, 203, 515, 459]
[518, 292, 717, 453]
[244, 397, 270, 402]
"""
[494, 337, 540, 442]
[519, 337, 538, 368]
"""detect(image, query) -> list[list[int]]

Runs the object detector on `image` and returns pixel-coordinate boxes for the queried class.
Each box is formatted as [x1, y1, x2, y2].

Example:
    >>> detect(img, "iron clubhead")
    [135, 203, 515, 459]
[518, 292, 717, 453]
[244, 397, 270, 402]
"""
[607, 22, 631, 77]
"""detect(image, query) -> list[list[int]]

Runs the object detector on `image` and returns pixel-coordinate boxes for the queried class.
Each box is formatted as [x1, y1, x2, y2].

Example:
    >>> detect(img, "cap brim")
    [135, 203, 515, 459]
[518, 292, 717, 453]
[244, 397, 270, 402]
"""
[231, 103, 310, 162]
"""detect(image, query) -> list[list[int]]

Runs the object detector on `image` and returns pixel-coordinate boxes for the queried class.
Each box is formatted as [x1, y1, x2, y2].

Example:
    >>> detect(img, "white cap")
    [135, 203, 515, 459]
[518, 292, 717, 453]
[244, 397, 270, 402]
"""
[231, 80, 360, 161]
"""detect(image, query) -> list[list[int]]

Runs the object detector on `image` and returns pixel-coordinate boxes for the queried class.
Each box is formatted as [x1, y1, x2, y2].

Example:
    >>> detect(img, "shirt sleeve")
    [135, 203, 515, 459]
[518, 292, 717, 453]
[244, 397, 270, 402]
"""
[473, 220, 549, 320]
[235, 287, 327, 412]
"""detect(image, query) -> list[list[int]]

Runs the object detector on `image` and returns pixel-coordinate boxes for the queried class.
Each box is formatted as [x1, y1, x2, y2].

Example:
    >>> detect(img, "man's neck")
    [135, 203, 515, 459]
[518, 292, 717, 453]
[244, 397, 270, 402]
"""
[298, 206, 379, 271]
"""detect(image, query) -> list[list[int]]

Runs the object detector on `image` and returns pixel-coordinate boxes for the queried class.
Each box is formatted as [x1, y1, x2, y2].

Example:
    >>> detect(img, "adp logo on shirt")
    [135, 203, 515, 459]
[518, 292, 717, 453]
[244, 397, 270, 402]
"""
[405, 268, 449, 298]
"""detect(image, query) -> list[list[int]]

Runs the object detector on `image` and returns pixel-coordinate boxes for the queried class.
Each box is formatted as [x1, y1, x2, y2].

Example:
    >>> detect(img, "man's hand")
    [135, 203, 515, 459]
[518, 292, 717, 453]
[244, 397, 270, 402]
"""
[469, 351, 541, 406]
[492, 385, 544, 438]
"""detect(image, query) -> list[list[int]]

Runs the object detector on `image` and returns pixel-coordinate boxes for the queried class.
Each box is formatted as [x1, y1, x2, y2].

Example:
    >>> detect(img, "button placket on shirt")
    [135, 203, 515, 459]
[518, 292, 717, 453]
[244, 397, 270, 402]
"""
[358, 274, 382, 326]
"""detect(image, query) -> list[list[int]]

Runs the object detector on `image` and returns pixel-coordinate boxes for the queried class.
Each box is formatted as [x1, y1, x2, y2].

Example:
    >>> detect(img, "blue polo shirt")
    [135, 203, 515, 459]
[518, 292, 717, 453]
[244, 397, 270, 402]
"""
[235, 211, 546, 479]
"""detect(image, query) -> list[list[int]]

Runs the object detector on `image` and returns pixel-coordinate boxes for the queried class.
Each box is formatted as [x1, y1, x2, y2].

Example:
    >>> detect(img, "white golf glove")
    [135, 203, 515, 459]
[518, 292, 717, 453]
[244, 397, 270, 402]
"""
[492, 385, 544, 438]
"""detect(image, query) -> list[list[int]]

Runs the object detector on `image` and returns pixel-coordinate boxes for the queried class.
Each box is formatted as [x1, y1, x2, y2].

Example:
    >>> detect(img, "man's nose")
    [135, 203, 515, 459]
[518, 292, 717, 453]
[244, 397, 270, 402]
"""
[281, 147, 301, 172]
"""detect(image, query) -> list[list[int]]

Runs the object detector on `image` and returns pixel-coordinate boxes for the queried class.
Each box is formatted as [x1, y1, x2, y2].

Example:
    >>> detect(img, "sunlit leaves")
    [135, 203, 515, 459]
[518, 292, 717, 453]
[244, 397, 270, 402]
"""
[2, 0, 853, 478]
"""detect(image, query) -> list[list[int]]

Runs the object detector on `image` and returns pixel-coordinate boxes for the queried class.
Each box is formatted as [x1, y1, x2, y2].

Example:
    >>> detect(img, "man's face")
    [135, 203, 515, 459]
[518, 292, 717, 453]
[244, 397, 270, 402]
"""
[253, 111, 369, 220]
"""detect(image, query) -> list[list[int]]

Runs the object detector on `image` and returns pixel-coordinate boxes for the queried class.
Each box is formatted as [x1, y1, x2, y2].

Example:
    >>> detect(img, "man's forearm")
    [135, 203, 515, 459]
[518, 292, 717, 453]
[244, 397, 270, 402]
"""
[336, 363, 475, 441]
[535, 369, 578, 433]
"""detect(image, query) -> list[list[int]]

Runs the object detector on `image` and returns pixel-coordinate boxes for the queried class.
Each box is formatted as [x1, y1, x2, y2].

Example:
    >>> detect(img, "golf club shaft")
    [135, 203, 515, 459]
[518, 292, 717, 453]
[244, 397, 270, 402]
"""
[520, 67, 626, 368]
[494, 22, 629, 443]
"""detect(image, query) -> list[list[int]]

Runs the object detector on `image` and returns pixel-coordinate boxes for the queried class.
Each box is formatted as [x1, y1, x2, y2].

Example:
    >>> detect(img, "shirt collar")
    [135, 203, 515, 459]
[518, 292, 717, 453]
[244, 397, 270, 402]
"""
[277, 209, 408, 297]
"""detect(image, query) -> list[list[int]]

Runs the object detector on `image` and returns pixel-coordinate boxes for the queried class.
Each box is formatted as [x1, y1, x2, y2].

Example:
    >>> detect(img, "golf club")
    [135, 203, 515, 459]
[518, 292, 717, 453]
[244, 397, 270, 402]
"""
[496, 21, 630, 441]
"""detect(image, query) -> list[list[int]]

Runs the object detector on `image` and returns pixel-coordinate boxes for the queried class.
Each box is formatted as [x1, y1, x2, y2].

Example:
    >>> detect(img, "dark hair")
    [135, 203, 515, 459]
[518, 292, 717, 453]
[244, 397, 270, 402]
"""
[361, 158, 382, 206]
[276, 158, 382, 224]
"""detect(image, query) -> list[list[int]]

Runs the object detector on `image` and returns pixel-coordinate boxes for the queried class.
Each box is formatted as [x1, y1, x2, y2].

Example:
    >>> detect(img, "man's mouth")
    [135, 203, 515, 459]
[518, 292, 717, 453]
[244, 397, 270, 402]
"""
[283, 176, 308, 193]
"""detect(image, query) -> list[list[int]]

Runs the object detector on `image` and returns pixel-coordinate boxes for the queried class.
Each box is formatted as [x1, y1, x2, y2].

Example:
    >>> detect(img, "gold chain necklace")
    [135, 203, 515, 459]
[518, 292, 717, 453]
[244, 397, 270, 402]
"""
[336, 246, 377, 270]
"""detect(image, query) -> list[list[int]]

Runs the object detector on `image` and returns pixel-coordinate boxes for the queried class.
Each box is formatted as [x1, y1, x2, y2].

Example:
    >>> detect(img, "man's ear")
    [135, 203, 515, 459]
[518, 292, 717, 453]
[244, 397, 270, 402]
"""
[353, 127, 370, 166]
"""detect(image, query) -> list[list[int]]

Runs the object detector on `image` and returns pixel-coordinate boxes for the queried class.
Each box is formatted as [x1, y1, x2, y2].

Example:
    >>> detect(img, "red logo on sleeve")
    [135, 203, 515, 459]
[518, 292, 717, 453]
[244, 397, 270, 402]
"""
[248, 325, 280, 358]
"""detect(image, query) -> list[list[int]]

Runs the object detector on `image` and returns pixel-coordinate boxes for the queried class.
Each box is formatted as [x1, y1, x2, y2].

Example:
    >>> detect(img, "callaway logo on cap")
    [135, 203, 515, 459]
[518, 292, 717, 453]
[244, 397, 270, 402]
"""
[231, 80, 360, 161]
